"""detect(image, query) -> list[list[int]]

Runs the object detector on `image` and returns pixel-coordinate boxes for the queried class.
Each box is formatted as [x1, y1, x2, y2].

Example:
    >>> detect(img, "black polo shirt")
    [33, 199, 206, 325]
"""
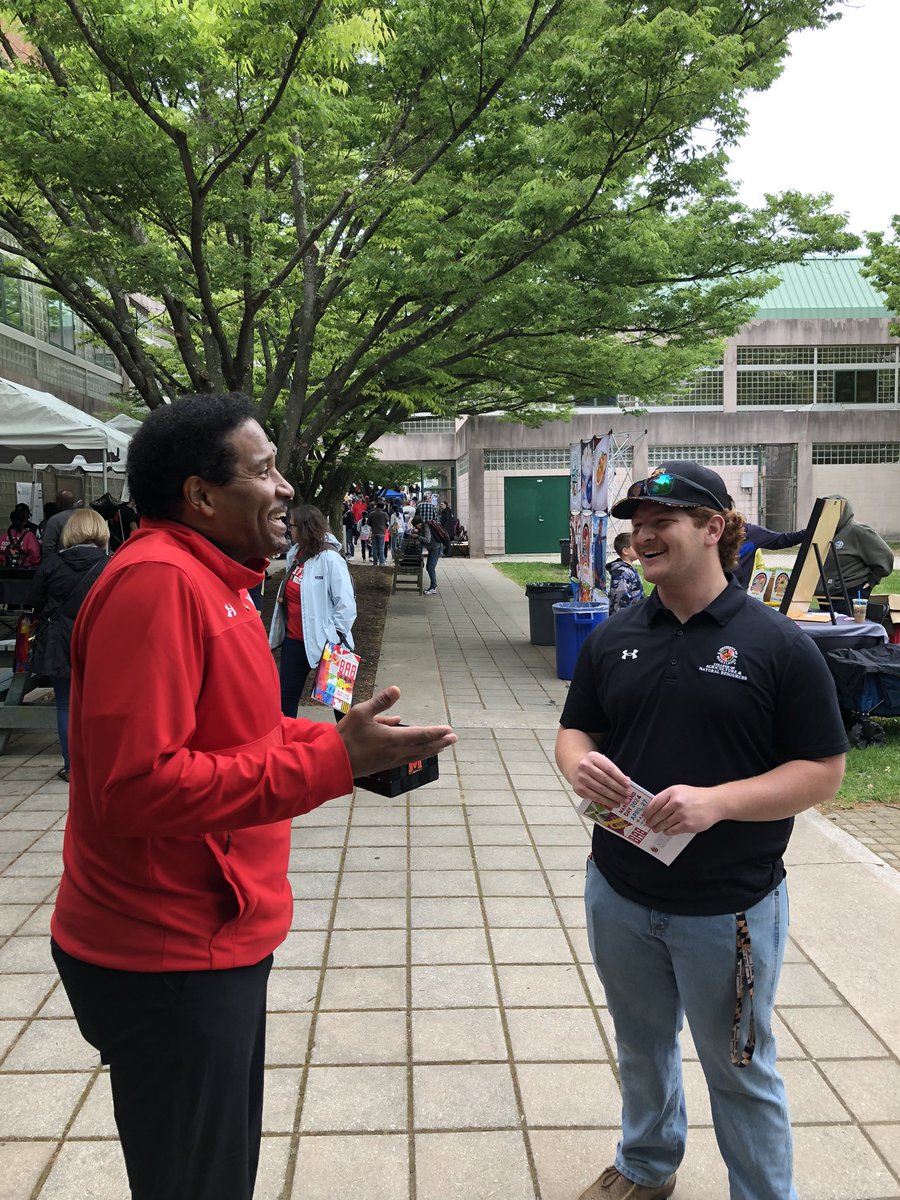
[560, 578, 848, 915]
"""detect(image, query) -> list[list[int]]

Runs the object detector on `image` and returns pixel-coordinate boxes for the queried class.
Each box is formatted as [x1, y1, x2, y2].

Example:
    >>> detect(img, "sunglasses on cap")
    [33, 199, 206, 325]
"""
[625, 471, 726, 511]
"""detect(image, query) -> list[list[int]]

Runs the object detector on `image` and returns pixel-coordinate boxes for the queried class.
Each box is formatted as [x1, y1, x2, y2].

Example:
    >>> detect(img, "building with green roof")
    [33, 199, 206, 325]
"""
[374, 256, 900, 552]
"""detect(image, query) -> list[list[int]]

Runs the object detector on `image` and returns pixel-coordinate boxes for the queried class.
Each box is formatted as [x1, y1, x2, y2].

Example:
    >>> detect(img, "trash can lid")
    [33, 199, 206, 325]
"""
[525, 582, 571, 594]
[552, 601, 608, 612]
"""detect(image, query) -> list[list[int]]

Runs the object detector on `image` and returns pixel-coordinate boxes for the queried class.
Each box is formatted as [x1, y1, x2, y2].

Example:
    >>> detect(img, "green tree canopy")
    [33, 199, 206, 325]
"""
[0, 0, 856, 505]
[864, 216, 900, 336]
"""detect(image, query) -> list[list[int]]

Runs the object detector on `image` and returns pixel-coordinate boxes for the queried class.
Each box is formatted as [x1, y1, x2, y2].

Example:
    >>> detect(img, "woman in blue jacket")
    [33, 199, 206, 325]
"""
[268, 505, 356, 718]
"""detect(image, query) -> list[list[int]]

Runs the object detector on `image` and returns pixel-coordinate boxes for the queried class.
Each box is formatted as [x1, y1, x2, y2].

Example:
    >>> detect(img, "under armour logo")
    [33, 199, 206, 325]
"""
[224, 603, 237, 618]
[621, 649, 638, 660]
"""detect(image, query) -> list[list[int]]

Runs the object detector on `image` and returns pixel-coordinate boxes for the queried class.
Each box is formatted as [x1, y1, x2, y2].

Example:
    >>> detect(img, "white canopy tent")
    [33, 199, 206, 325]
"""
[0, 376, 132, 489]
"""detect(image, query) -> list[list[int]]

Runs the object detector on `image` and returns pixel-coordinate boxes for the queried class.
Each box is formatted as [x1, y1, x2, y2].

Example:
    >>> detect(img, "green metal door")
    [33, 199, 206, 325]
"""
[504, 475, 570, 553]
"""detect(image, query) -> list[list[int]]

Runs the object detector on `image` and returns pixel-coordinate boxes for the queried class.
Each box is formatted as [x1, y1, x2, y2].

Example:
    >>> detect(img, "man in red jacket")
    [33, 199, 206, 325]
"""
[51, 393, 455, 1200]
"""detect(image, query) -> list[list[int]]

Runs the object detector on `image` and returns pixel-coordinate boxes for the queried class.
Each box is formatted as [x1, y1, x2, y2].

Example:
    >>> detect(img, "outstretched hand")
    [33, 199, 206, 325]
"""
[337, 686, 456, 777]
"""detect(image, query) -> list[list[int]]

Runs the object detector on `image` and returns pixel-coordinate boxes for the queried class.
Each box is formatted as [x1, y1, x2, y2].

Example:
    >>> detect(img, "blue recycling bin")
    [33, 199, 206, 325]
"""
[552, 601, 608, 680]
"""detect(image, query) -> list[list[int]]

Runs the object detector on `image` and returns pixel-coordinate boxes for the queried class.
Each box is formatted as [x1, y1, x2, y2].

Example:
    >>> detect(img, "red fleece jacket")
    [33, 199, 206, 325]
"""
[51, 520, 354, 971]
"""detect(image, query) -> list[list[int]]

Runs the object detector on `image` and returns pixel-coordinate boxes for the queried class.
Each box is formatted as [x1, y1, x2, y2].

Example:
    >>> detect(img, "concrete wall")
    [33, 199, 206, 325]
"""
[811, 464, 900, 537]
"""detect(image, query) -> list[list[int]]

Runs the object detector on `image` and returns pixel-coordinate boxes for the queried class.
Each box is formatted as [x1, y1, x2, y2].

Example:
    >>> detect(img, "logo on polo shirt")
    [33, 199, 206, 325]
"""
[621, 649, 638, 660]
[699, 644, 747, 681]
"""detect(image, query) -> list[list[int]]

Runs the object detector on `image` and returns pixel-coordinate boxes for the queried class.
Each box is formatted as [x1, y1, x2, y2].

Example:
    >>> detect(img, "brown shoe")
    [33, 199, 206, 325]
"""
[577, 1166, 676, 1200]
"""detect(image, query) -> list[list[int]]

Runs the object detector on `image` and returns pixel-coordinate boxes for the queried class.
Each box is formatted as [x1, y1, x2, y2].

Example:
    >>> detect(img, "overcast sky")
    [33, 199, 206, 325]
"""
[725, 0, 898, 240]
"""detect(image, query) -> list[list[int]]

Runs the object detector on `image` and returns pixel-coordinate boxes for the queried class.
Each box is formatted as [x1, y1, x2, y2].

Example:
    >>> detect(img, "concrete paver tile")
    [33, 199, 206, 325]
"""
[411, 964, 498, 1009]
[0, 1139, 57, 1198]
[343, 846, 407, 872]
[866, 1123, 900, 1178]
[482, 897, 559, 927]
[411, 928, 490, 965]
[780, 1059, 853, 1123]
[414, 1130, 535, 1200]
[0, 937, 56, 974]
[299, 1064, 407, 1132]
[319, 966, 406, 1011]
[409, 846, 472, 872]
[338, 871, 408, 899]
[413, 1062, 518, 1129]
[16, 905, 53, 936]
[30, 1139, 129, 1200]
[505, 1007, 606, 1062]
[792, 1124, 900, 1199]
[472, 846, 539, 870]
[345, 825, 406, 848]
[409, 870, 478, 898]
[264, 1012, 313, 1066]
[0, 1072, 91, 1137]
[2, 1018, 99, 1071]
[311, 1010, 407, 1065]
[288, 848, 342, 873]
[497, 964, 590, 1008]
[331, 898, 408, 929]
[265, 969, 321, 1012]
[411, 1007, 507, 1062]
[409, 807, 466, 826]
[274, 931, 328, 968]
[544, 869, 589, 898]
[517, 1062, 621, 1127]
[69, 1073, 117, 1137]
[779, 1006, 890, 1059]
[261, 1067, 303, 1132]
[291, 899, 334, 930]
[478, 871, 552, 899]
[290, 1133, 408, 1200]
[817, 1058, 900, 1123]
[0, 905, 34, 935]
[0, 879, 57, 904]
[0, 973, 56, 1018]
[467, 823, 532, 846]
[410, 898, 484, 928]
[408, 826, 469, 847]
[462, 806, 523, 825]
[327, 929, 406, 968]
[529, 1128, 625, 1200]
[0, 1017, 24, 1059]
[255, 1136, 292, 1200]
[777, 962, 846, 1006]
[287, 872, 340, 900]
[291, 825, 345, 847]
[489, 927, 576, 965]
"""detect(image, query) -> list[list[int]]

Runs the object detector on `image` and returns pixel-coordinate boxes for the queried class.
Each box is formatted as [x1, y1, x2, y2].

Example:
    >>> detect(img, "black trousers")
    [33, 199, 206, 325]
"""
[52, 941, 273, 1200]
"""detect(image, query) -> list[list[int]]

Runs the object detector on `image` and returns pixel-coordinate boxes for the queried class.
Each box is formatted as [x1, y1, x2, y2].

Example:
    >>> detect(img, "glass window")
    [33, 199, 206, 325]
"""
[47, 297, 76, 352]
[0, 272, 24, 330]
[834, 370, 878, 404]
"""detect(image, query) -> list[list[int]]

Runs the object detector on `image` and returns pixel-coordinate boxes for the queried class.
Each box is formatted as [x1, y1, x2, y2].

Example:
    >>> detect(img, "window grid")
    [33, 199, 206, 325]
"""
[812, 443, 900, 465]
[649, 445, 760, 468]
[484, 449, 571, 471]
[737, 346, 814, 365]
[818, 345, 898, 365]
[399, 417, 456, 434]
[736, 370, 814, 406]
[0, 332, 38, 375]
[661, 370, 723, 407]
[458, 454, 469, 476]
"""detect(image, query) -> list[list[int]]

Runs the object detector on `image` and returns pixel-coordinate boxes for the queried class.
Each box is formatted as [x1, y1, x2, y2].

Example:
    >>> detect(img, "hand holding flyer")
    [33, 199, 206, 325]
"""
[578, 779, 695, 865]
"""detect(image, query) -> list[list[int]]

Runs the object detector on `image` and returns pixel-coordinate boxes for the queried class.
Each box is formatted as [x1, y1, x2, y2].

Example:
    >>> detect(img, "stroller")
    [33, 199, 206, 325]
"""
[826, 645, 900, 748]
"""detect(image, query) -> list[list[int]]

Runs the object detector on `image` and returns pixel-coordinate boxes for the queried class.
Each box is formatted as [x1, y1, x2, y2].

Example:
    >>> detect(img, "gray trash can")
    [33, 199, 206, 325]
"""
[525, 583, 571, 646]
[559, 538, 571, 568]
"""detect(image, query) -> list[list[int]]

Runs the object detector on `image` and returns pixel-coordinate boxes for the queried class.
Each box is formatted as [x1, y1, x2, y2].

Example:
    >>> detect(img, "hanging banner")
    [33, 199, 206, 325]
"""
[591, 436, 610, 513]
[569, 443, 581, 513]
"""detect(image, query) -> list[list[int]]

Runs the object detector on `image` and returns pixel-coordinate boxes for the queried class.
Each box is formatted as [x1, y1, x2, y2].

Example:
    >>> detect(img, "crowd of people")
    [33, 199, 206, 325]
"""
[339, 488, 461, 595]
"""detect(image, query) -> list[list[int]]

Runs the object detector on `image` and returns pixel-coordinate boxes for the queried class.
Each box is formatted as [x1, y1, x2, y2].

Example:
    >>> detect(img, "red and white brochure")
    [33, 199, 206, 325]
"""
[578, 780, 695, 866]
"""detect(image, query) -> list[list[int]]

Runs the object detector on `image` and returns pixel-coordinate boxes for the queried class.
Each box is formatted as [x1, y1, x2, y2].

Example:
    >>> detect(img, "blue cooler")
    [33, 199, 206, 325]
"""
[552, 601, 608, 680]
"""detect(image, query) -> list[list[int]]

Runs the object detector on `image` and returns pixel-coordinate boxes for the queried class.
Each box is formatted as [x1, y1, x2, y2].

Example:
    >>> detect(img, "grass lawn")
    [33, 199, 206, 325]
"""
[494, 561, 900, 809]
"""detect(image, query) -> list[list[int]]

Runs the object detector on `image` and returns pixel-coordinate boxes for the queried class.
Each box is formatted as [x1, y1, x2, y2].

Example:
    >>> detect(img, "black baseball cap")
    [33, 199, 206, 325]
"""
[611, 460, 734, 519]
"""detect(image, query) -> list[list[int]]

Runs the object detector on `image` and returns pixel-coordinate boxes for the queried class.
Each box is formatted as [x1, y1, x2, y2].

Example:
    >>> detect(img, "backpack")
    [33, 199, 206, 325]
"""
[3, 529, 27, 568]
[428, 519, 450, 546]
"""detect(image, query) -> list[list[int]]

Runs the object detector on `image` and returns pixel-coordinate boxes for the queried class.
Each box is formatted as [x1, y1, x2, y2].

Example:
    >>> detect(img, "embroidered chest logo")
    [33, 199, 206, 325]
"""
[699, 644, 747, 681]
[621, 649, 639, 660]
[224, 603, 238, 618]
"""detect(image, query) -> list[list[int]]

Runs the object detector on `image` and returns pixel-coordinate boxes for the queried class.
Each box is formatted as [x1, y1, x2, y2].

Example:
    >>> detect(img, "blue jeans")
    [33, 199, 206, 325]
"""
[372, 536, 386, 565]
[425, 544, 441, 590]
[585, 858, 794, 1200]
[50, 675, 71, 771]
[279, 637, 311, 718]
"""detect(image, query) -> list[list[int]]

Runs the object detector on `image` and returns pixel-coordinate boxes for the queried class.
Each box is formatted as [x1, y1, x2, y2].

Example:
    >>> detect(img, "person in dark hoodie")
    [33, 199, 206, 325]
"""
[734, 522, 806, 591]
[816, 495, 894, 612]
[29, 508, 110, 781]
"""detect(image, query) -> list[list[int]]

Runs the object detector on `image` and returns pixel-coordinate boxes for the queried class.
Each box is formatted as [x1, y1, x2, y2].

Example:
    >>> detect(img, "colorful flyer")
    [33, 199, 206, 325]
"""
[578, 780, 695, 866]
[591, 435, 610, 513]
[311, 641, 360, 714]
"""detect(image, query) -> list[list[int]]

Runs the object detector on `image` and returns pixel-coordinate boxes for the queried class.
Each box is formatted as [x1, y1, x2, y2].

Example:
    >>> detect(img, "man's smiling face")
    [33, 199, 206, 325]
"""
[630, 501, 713, 587]
[202, 420, 294, 563]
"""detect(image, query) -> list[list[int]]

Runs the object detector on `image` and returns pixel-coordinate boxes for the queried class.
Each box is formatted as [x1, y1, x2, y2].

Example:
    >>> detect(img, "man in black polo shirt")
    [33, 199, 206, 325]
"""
[556, 462, 847, 1200]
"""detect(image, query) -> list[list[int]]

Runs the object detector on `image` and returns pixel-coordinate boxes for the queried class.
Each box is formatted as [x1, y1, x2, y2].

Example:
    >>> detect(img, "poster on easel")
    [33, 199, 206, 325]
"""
[591, 436, 610, 513]
[569, 437, 612, 602]
[569, 444, 582, 513]
[778, 497, 845, 620]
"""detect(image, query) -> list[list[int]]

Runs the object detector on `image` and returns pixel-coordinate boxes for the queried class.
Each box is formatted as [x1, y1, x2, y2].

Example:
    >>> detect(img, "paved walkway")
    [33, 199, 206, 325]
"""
[1, 559, 900, 1199]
